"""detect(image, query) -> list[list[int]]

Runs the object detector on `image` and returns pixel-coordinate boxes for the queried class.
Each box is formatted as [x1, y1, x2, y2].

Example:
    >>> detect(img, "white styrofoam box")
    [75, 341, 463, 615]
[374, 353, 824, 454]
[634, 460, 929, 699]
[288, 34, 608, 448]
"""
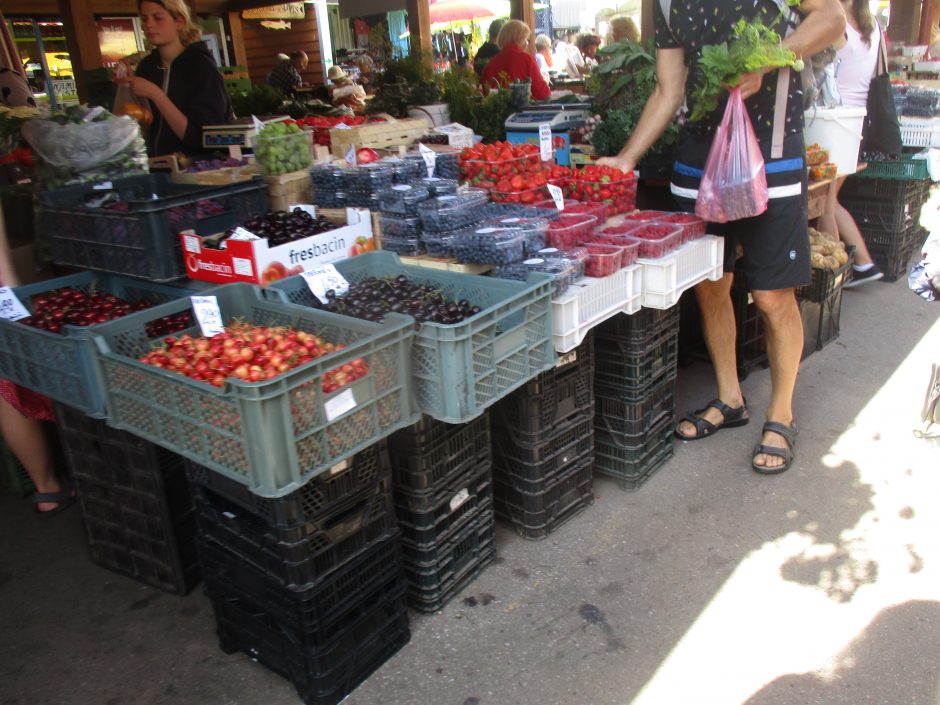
[640, 235, 724, 309]
[914, 60, 940, 72]
[899, 117, 940, 148]
[552, 263, 642, 352]
[899, 45, 928, 57]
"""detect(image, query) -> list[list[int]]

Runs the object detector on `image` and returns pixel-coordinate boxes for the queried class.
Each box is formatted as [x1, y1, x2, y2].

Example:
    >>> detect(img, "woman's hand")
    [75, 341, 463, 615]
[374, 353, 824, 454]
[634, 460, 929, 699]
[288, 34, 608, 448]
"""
[129, 76, 162, 101]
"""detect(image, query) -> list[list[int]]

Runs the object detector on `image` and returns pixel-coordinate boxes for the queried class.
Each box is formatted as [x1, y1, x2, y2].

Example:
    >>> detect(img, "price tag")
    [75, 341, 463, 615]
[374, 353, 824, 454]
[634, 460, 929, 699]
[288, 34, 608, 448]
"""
[539, 123, 553, 162]
[0, 287, 30, 321]
[345, 144, 357, 166]
[324, 388, 357, 422]
[251, 115, 266, 135]
[334, 123, 351, 130]
[419, 143, 437, 178]
[191, 296, 225, 337]
[450, 488, 470, 511]
[227, 227, 260, 242]
[183, 234, 202, 254]
[301, 264, 349, 305]
[547, 183, 564, 210]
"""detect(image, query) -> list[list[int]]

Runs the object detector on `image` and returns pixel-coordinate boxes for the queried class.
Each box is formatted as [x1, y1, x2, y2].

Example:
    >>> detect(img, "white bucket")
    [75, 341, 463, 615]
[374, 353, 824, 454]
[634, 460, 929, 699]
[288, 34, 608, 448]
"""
[408, 103, 450, 127]
[803, 106, 867, 176]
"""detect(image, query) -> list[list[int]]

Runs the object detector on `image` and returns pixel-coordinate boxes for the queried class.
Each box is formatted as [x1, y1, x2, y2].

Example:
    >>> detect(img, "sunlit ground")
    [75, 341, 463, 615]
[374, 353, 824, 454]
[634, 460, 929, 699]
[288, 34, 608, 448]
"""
[628, 192, 940, 705]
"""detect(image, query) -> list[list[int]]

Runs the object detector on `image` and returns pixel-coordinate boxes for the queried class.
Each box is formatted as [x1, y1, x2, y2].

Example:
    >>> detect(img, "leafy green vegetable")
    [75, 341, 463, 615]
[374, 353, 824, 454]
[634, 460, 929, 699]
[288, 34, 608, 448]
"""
[691, 18, 797, 121]
[366, 53, 439, 117]
[231, 85, 287, 119]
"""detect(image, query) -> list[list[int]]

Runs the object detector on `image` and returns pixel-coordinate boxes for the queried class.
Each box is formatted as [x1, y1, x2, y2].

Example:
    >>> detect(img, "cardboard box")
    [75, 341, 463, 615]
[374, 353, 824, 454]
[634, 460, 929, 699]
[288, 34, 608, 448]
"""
[179, 206, 375, 287]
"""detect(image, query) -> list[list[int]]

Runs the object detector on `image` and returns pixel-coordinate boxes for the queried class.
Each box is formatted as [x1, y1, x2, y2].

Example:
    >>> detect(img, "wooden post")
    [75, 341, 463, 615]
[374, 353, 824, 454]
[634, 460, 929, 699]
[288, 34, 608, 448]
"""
[227, 10, 248, 68]
[510, 0, 535, 33]
[57, 0, 103, 104]
[918, 0, 935, 46]
[887, 0, 922, 44]
[406, 0, 432, 70]
[641, 0, 654, 50]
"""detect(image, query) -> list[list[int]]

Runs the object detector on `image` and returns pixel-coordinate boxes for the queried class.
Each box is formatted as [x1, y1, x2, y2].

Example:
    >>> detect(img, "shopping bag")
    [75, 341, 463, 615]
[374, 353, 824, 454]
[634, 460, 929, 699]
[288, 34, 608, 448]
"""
[112, 62, 153, 128]
[696, 88, 768, 223]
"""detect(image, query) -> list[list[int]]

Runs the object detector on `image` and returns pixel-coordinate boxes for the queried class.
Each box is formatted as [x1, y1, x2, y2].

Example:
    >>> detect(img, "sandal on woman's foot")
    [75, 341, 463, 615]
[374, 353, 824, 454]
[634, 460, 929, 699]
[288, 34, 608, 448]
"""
[752, 421, 798, 475]
[674, 398, 749, 441]
[33, 488, 76, 516]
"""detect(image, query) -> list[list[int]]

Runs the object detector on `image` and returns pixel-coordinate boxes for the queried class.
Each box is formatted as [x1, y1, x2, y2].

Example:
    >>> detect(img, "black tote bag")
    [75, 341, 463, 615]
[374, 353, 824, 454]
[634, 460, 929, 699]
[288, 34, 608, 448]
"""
[861, 31, 902, 155]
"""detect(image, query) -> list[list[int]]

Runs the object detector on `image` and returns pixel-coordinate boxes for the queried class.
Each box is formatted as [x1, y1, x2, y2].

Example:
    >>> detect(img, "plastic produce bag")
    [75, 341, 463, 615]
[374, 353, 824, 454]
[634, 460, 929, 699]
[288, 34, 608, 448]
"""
[21, 105, 148, 190]
[112, 62, 153, 127]
[696, 88, 768, 223]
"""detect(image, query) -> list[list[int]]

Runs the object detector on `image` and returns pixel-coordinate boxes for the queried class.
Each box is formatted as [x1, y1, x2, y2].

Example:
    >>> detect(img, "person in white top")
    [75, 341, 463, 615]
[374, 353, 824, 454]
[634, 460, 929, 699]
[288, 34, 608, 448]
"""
[534, 34, 553, 83]
[818, 0, 884, 286]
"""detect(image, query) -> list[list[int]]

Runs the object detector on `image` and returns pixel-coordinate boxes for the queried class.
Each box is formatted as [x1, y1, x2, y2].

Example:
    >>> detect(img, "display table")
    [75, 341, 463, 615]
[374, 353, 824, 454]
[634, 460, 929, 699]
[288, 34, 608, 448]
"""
[807, 177, 834, 221]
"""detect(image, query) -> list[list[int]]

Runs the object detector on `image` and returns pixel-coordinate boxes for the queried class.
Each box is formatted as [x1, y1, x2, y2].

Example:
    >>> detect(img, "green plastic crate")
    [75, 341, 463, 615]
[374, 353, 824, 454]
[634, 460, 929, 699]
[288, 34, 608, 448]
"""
[856, 155, 930, 181]
[0, 439, 33, 496]
[267, 251, 556, 423]
[224, 78, 252, 94]
[0, 271, 202, 418]
[92, 283, 416, 497]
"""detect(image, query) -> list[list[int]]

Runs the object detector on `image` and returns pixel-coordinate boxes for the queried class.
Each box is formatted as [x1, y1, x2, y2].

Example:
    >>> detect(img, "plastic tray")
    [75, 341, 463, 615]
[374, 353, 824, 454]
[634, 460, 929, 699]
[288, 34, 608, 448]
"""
[183, 441, 390, 528]
[379, 214, 423, 238]
[92, 283, 416, 497]
[269, 251, 555, 423]
[417, 190, 489, 233]
[378, 184, 430, 217]
[0, 272, 200, 418]
[584, 243, 624, 277]
[655, 212, 707, 243]
[380, 234, 424, 256]
[39, 173, 266, 282]
[486, 215, 548, 254]
[492, 455, 593, 540]
[545, 213, 599, 249]
[453, 226, 527, 265]
[535, 199, 609, 223]
[619, 223, 683, 259]
[640, 235, 724, 309]
[551, 264, 643, 353]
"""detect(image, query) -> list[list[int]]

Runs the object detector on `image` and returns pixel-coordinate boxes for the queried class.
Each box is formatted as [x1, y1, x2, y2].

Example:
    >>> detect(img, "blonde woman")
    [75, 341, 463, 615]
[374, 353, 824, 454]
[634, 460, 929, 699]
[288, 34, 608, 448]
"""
[534, 34, 553, 82]
[131, 0, 233, 156]
[481, 19, 551, 100]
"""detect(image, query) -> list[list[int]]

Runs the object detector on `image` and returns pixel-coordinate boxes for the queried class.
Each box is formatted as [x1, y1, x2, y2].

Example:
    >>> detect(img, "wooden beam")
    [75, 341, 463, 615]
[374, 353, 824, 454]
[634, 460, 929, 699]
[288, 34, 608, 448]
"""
[641, 0, 654, 51]
[227, 10, 249, 67]
[918, 0, 934, 45]
[3, 0, 231, 15]
[57, 0, 103, 103]
[406, 0, 432, 70]
[510, 0, 535, 32]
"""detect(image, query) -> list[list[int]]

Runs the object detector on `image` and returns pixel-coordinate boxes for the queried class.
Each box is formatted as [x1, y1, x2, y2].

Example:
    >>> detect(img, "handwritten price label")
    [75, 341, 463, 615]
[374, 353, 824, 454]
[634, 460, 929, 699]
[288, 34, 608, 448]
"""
[0, 287, 30, 321]
[539, 123, 553, 162]
[191, 296, 225, 337]
[345, 144, 357, 166]
[419, 143, 437, 178]
[547, 183, 565, 210]
[301, 264, 349, 305]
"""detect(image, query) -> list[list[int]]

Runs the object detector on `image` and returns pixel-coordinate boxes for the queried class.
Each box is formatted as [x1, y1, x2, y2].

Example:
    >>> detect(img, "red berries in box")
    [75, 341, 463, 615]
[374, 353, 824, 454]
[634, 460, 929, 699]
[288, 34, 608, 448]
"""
[565, 165, 636, 215]
[584, 243, 624, 277]
[625, 223, 683, 258]
[655, 212, 706, 243]
[545, 213, 599, 249]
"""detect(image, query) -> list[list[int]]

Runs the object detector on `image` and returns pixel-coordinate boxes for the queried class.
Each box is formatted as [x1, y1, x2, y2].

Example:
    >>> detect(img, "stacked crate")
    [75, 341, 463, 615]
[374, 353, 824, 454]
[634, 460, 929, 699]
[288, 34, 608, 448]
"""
[53, 403, 199, 595]
[386, 414, 494, 613]
[842, 158, 931, 281]
[593, 307, 679, 490]
[186, 442, 409, 705]
[490, 336, 595, 539]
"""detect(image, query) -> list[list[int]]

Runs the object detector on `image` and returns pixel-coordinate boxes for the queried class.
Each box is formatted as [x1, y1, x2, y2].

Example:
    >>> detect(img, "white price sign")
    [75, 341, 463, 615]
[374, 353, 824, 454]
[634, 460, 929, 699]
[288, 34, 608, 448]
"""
[251, 115, 266, 135]
[418, 143, 437, 178]
[539, 123, 553, 162]
[345, 144, 357, 166]
[0, 287, 30, 321]
[547, 183, 564, 211]
[334, 122, 351, 130]
[324, 387, 357, 422]
[301, 264, 349, 305]
[191, 296, 225, 337]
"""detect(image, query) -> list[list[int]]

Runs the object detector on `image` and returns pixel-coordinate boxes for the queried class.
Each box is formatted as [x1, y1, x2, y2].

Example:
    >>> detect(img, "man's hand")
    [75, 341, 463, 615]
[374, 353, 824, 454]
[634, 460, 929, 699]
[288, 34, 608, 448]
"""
[596, 155, 636, 173]
[734, 67, 771, 100]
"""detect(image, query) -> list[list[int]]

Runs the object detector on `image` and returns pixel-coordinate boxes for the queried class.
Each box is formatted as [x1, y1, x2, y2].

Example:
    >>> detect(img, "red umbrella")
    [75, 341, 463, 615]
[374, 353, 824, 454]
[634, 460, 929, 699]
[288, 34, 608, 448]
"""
[429, 0, 502, 25]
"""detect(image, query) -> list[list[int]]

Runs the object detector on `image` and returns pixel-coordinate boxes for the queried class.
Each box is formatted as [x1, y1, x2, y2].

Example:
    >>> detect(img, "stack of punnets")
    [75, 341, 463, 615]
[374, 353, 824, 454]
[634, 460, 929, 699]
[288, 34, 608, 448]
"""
[53, 403, 199, 595]
[386, 413, 495, 612]
[841, 155, 931, 282]
[185, 441, 409, 705]
[592, 307, 679, 490]
[489, 335, 595, 539]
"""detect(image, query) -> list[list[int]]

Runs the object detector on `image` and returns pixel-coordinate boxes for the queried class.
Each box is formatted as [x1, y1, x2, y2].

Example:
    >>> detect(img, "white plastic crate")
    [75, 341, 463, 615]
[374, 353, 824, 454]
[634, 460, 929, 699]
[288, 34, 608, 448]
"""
[640, 235, 724, 309]
[899, 45, 928, 57]
[552, 264, 642, 353]
[899, 117, 940, 148]
[913, 60, 940, 72]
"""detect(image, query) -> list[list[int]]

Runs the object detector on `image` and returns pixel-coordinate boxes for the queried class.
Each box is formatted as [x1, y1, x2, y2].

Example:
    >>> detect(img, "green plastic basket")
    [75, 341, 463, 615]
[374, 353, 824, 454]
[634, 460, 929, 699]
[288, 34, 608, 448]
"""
[856, 155, 930, 181]
[0, 272, 203, 418]
[92, 283, 416, 497]
[267, 251, 556, 423]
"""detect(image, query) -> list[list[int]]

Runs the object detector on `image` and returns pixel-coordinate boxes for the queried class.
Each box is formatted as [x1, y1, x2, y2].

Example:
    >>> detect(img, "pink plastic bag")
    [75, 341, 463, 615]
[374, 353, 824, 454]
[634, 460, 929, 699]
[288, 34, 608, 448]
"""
[695, 88, 768, 223]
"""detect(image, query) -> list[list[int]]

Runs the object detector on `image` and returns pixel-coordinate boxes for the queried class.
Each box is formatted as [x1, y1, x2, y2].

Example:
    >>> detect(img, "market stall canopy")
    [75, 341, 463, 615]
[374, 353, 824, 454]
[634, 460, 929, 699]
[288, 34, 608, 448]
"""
[429, 0, 508, 23]
[338, 0, 407, 18]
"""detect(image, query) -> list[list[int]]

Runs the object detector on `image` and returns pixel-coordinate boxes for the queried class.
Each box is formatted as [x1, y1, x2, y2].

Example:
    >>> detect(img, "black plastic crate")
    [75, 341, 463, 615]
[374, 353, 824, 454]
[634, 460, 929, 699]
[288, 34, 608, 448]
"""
[404, 515, 496, 613]
[872, 240, 922, 283]
[184, 442, 391, 529]
[54, 403, 199, 594]
[490, 336, 594, 436]
[493, 455, 594, 540]
[840, 172, 930, 203]
[198, 530, 404, 629]
[39, 173, 267, 282]
[800, 287, 844, 358]
[866, 225, 926, 282]
[595, 370, 677, 440]
[842, 192, 927, 235]
[797, 253, 854, 304]
[594, 437, 674, 491]
[594, 325, 678, 390]
[400, 497, 494, 565]
[395, 461, 493, 548]
[193, 487, 396, 588]
[594, 305, 680, 348]
[387, 413, 491, 494]
[491, 413, 594, 495]
[214, 581, 409, 705]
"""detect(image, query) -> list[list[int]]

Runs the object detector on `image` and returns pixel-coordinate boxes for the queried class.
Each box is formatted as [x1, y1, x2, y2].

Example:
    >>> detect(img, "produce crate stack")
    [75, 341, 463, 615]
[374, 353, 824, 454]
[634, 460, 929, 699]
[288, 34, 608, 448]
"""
[53, 403, 200, 595]
[796, 254, 853, 358]
[489, 335, 596, 539]
[593, 307, 679, 490]
[386, 413, 495, 612]
[840, 156, 932, 282]
[185, 441, 410, 705]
